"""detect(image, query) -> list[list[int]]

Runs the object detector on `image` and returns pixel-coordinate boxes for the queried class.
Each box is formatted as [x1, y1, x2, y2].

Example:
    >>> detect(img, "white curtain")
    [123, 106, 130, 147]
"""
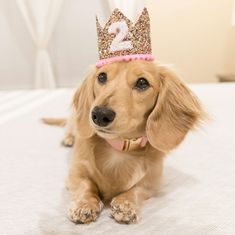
[16, 0, 64, 88]
[107, 0, 147, 21]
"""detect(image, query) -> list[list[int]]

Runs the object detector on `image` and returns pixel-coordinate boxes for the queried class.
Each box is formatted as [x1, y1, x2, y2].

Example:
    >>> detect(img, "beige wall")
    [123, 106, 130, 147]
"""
[225, 27, 235, 73]
[148, 0, 234, 83]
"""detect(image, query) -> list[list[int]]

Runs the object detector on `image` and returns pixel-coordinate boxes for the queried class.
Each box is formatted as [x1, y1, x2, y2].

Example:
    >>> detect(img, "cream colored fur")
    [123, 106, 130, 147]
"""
[45, 60, 204, 224]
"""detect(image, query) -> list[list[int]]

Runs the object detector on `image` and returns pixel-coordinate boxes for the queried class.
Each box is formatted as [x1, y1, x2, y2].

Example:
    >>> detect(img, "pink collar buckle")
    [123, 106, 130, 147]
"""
[105, 136, 148, 152]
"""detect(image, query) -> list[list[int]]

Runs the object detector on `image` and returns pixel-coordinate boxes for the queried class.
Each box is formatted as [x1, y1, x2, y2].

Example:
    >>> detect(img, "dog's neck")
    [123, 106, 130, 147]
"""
[105, 136, 148, 152]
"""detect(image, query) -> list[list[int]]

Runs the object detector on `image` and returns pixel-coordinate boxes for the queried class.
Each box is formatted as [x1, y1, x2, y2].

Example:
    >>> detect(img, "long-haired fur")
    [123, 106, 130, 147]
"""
[46, 61, 205, 224]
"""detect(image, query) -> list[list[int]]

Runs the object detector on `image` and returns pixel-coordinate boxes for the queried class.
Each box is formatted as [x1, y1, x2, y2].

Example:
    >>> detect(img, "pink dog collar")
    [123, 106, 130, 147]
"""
[105, 136, 148, 152]
[96, 54, 154, 68]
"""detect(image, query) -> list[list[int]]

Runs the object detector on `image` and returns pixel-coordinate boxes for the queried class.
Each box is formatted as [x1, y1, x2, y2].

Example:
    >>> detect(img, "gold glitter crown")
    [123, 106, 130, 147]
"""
[96, 7, 152, 62]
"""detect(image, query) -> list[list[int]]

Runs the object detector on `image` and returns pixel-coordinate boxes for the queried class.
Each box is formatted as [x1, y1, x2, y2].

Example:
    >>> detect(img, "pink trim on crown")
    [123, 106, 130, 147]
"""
[96, 54, 154, 68]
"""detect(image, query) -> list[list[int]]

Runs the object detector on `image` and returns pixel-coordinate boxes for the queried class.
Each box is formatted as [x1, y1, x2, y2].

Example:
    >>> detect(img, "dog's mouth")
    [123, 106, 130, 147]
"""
[96, 128, 115, 135]
[95, 127, 120, 139]
[98, 129, 109, 133]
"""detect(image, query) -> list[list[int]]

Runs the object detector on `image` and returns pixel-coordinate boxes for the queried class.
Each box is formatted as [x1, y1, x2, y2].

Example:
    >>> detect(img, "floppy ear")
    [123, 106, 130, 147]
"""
[146, 66, 204, 152]
[73, 69, 96, 138]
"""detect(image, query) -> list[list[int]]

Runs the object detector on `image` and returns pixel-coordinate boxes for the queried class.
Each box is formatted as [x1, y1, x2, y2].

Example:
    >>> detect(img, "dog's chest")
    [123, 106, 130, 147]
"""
[95, 148, 146, 192]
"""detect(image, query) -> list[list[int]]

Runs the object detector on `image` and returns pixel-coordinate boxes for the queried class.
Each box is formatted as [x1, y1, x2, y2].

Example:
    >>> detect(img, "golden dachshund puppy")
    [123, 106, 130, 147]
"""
[44, 60, 204, 224]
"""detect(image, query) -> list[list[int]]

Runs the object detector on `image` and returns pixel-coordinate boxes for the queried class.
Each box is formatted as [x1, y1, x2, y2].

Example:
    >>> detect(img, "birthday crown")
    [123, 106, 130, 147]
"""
[96, 7, 154, 67]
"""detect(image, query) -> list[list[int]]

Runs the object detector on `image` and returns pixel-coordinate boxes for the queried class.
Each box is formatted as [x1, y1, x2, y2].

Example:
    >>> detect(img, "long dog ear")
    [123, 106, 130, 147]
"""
[73, 69, 96, 138]
[146, 66, 204, 152]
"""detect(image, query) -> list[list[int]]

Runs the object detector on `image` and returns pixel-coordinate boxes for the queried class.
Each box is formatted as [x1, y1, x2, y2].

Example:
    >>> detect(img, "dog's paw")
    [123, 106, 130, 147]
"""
[68, 200, 103, 224]
[62, 134, 74, 147]
[110, 197, 138, 224]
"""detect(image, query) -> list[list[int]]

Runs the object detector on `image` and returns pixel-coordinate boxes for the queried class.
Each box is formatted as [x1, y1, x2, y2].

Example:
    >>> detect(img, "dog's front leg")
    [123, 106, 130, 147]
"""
[110, 185, 150, 224]
[111, 163, 162, 224]
[67, 166, 103, 224]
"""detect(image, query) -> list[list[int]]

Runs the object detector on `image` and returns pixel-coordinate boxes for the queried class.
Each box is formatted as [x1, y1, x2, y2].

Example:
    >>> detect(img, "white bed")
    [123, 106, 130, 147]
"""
[0, 84, 235, 235]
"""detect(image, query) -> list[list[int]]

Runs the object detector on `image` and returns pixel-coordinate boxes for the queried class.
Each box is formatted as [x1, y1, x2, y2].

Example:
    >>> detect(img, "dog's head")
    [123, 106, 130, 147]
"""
[73, 61, 203, 152]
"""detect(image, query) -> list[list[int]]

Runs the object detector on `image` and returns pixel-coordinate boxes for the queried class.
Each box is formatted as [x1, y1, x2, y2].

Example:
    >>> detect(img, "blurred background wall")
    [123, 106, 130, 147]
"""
[148, 0, 234, 83]
[0, 0, 234, 89]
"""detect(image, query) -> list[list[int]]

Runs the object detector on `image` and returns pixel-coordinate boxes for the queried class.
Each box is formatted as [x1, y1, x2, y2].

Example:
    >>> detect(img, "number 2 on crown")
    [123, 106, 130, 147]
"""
[108, 21, 133, 52]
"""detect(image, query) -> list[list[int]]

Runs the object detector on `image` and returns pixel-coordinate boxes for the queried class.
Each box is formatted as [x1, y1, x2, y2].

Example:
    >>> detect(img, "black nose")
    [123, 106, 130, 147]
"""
[91, 106, 116, 127]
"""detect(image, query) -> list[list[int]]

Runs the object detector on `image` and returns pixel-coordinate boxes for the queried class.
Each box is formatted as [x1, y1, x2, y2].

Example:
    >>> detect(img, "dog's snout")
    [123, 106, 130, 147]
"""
[92, 106, 116, 127]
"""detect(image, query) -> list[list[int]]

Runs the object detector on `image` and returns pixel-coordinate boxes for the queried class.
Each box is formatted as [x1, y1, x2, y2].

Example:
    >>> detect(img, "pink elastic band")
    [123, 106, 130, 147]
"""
[96, 54, 154, 68]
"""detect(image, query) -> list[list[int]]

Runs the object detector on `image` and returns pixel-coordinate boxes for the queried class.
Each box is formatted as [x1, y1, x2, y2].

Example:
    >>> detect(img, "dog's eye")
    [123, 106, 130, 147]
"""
[98, 72, 107, 84]
[134, 78, 150, 90]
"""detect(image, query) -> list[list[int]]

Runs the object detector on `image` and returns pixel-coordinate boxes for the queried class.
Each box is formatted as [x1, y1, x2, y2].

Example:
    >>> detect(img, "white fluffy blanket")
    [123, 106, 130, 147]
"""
[0, 84, 234, 235]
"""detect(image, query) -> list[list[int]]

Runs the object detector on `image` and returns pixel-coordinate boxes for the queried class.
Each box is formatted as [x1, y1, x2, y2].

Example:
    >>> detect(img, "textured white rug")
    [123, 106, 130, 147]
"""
[0, 84, 235, 235]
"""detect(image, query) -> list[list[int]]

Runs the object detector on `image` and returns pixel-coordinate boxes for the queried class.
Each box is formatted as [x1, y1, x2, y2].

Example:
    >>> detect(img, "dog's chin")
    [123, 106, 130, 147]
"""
[94, 128, 142, 140]
[96, 130, 118, 140]
[91, 123, 142, 140]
